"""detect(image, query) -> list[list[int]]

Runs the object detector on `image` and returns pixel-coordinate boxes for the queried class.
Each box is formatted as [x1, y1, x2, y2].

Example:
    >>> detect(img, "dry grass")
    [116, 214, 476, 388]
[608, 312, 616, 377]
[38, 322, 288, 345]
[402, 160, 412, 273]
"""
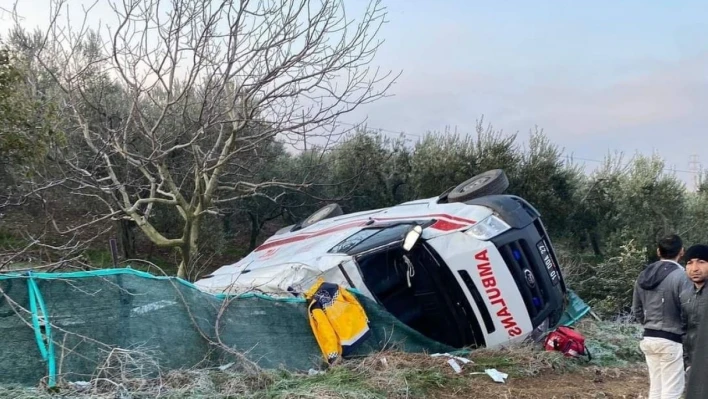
[0, 320, 648, 398]
[0, 345, 639, 398]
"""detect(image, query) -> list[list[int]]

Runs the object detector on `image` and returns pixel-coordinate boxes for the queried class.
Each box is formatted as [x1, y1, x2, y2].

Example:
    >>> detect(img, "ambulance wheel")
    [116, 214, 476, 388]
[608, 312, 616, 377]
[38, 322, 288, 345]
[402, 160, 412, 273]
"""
[447, 169, 509, 203]
[299, 203, 344, 229]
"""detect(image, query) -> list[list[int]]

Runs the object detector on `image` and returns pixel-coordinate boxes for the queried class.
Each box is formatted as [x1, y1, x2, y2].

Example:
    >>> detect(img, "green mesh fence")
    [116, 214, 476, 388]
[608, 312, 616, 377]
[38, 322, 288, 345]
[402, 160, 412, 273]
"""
[0, 268, 454, 387]
[558, 289, 591, 327]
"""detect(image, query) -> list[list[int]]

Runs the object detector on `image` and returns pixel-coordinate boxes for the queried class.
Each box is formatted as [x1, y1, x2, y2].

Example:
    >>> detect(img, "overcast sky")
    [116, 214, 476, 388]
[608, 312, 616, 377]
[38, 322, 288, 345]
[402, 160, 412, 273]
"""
[3, 0, 707, 186]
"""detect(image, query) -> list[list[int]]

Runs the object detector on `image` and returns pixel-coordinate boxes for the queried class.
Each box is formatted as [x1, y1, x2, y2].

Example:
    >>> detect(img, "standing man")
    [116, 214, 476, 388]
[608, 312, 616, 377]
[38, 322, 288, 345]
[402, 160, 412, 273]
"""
[685, 284, 708, 398]
[632, 234, 692, 399]
[680, 244, 708, 373]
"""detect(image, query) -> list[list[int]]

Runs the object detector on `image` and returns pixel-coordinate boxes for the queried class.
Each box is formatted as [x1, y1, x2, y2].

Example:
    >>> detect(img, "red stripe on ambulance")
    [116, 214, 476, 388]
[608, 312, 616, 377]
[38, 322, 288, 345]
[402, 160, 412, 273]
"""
[256, 213, 477, 252]
[475, 249, 523, 337]
[255, 219, 370, 252]
[429, 219, 468, 231]
[375, 213, 476, 225]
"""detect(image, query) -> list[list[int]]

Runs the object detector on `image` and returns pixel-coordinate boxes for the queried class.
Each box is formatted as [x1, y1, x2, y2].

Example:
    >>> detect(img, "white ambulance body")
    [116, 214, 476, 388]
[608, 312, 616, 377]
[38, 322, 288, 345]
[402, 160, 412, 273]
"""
[196, 170, 567, 349]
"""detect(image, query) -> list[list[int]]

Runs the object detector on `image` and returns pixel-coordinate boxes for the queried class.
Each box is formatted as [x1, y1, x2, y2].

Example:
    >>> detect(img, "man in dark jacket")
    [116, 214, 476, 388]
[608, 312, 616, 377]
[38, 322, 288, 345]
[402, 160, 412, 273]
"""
[680, 244, 708, 372]
[632, 234, 693, 399]
[686, 287, 708, 398]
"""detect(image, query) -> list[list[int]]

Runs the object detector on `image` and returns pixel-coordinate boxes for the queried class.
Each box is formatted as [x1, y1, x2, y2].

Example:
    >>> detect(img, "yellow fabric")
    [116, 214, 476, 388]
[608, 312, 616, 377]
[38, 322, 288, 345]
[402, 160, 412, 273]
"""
[304, 278, 370, 364]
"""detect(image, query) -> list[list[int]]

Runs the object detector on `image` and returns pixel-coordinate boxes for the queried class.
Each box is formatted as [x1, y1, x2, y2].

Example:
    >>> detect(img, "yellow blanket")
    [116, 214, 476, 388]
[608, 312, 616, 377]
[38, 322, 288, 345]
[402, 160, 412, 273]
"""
[304, 278, 371, 364]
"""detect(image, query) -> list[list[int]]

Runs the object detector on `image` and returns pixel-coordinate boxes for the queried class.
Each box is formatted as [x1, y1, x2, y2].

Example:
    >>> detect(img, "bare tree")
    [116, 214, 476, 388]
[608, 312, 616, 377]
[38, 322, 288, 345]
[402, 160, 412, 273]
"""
[16, 0, 396, 278]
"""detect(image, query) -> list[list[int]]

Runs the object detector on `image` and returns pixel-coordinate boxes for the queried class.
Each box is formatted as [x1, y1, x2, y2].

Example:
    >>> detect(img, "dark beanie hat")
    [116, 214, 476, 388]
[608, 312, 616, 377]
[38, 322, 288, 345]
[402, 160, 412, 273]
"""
[684, 244, 708, 262]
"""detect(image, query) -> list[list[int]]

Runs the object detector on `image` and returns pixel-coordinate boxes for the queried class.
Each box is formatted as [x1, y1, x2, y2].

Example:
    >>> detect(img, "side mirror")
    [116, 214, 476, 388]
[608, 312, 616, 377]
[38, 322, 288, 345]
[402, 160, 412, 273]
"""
[402, 225, 423, 252]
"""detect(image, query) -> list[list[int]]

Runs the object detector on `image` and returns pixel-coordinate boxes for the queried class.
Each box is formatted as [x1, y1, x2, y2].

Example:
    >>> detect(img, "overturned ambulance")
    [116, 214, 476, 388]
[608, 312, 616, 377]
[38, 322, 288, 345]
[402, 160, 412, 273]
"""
[195, 170, 568, 350]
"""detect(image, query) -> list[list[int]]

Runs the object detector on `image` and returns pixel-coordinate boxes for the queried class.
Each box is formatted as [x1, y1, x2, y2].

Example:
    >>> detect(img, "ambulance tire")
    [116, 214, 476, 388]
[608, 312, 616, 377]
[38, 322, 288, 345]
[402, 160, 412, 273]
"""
[298, 203, 344, 229]
[446, 169, 509, 203]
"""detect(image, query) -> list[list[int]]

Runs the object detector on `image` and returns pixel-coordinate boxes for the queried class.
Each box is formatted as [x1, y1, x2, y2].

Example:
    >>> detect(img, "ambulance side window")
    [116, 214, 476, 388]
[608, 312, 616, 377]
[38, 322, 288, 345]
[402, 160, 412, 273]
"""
[328, 229, 379, 254]
[328, 224, 413, 255]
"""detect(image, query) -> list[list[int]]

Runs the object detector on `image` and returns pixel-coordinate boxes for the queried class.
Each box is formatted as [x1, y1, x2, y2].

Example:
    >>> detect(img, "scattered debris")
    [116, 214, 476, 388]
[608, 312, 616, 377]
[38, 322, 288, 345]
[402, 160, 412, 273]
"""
[470, 368, 509, 383]
[447, 358, 463, 374]
[430, 352, 473, 364]
[484, 368, 509, 383]
[431, 352, 472, 373]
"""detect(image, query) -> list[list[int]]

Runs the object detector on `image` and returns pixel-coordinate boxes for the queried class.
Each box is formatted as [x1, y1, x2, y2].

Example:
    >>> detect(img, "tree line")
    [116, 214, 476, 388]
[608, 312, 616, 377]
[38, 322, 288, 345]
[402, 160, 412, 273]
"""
[1, 0, 707, 317]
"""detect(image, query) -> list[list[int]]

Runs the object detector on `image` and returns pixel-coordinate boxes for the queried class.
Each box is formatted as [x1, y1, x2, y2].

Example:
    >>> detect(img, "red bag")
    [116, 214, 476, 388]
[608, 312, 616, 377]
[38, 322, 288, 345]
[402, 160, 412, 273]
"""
[544, 326, 591, 361]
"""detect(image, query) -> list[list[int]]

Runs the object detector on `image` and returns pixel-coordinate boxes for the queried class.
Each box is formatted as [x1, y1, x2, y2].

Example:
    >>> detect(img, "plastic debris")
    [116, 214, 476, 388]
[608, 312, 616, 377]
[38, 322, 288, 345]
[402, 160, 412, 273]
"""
[484, 368, 508, 383]
[430, 352, 473, 364]
[470, 368, 509, 383]
[431, 352, 471, 374]
[447, 358, 463, 374]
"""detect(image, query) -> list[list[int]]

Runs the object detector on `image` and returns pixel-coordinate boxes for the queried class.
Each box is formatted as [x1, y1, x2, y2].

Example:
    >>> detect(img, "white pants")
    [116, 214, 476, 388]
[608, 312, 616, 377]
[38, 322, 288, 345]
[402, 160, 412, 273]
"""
[640, 337, 685, 399]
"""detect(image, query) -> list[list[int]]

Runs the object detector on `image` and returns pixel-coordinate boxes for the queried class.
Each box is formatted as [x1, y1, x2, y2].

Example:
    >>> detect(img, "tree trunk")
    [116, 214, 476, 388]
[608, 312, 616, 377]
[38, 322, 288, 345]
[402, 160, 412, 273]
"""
[222, 210, 234, 238]
[176, 245, 190, 280]
[176, 213, 201, 280]
[248, 212, 259, 251]
[590, 230, 602, 256]
[118, 219, 136, 259]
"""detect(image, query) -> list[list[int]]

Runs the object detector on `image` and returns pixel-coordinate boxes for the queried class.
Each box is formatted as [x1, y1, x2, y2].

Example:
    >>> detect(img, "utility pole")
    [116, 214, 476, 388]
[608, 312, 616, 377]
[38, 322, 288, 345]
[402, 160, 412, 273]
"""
[689, 154, 701, 191]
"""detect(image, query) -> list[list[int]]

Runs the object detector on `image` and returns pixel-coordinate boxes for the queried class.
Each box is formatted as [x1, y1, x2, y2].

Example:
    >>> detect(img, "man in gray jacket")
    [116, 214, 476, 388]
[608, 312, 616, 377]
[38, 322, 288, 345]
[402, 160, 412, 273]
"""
[632, 234, 693, 399]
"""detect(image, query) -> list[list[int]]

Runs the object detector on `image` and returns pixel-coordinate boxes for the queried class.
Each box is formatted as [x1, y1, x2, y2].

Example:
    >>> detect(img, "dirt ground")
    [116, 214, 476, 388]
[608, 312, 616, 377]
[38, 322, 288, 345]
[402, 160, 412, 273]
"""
[439, 367, 649, 399]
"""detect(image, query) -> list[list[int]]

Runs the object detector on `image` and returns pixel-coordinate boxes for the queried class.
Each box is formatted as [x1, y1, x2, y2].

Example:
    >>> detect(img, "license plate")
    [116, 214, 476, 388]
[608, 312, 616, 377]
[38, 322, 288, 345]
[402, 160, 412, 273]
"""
[537, 240, 560, 285]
